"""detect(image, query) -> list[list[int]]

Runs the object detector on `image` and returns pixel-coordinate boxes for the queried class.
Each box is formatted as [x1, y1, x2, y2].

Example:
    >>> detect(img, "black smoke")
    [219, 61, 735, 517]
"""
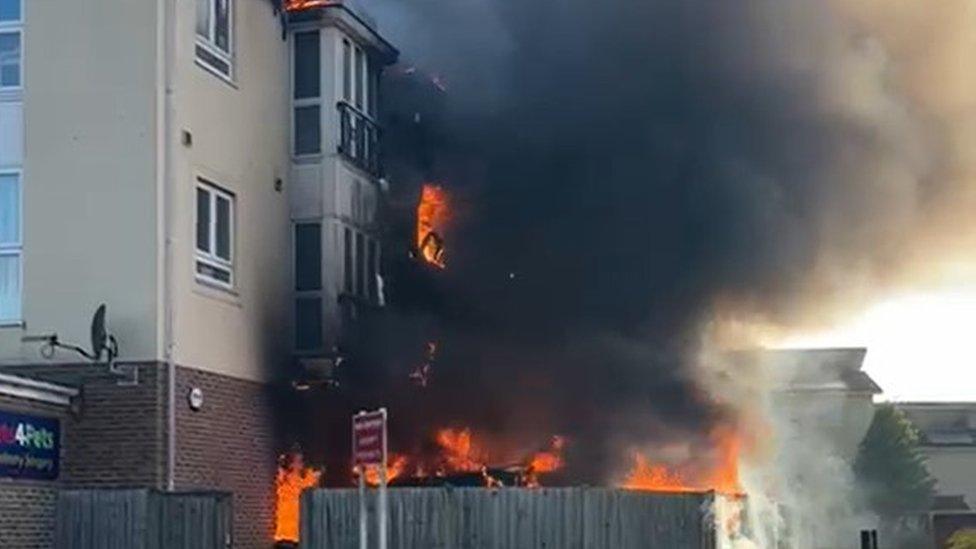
[296, 0, 946, 484]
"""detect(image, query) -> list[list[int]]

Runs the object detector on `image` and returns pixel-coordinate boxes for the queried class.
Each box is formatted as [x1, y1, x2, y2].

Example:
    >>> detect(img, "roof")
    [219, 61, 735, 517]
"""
[286, 0, 399, 64]
[933, 495, 972, 512]
[896, 402, 976, 447]
[729, 348, 882, 394]
[0, 372, 78, 407]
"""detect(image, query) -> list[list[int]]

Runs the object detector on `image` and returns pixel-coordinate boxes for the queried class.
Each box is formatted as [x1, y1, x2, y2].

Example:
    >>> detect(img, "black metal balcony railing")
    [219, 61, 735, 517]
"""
[337, 102, 381, 177]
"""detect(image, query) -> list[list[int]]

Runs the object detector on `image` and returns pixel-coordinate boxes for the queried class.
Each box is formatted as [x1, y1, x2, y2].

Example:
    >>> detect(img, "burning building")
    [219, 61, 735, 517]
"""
[0, 0, 399, 547]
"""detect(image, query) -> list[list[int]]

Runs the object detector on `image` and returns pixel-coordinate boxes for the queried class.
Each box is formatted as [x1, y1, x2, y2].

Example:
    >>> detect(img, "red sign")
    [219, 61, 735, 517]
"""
[352, 409, 386, 468]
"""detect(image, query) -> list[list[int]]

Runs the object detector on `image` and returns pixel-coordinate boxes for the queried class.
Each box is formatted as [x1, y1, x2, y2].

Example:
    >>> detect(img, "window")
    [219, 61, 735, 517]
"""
[355, 231, 365, 296]
[293, 31, 321, 156]
[367, 239, 378, 303]
[195, 179, 234, 288]
[0, 0, 22, 90]
[295, 297, 323, 350]
[340, 38, 371, 114]
[343, 226, 353, 294]
[293, 31, 319, 100]
[354, 47, 365, 110]
[195, 0, 233, 79]
[342, 39, 352, 102]
[294, 223, 321, 291]
[0, 171, 20, 322]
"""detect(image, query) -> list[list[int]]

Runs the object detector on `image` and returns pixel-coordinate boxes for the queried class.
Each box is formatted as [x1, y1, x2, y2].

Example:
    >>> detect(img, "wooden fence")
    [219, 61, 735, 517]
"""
[55, 489, 232, 549]
[301, 487, 731, 549]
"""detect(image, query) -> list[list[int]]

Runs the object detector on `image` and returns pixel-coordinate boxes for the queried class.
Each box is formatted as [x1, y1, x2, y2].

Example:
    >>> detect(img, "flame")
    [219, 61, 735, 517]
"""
[622, 427, 741, 494]
[363, 453, 409, 486]
[284, 0, 339, 11]
[417, 184, 449, 269]
[274, 453, 322, 543]
[435, 427, 486, 472]
[524, 436, 566, 488]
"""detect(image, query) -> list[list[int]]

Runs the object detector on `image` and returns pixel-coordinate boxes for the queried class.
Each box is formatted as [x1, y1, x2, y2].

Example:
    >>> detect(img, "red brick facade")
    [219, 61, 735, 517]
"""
[174, 365, 278, 548]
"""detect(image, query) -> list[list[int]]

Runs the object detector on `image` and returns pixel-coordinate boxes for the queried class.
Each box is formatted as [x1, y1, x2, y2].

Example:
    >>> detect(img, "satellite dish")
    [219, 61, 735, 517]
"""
[91, 304, 108, 361]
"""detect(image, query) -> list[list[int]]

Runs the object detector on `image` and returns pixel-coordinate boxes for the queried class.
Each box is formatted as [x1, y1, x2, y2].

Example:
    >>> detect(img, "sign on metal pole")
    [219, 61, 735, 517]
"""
[352, 408, 388, 549]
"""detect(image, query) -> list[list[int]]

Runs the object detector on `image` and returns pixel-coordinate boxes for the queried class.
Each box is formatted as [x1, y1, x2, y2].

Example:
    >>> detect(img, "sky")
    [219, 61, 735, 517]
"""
[778, 283, 976, 402]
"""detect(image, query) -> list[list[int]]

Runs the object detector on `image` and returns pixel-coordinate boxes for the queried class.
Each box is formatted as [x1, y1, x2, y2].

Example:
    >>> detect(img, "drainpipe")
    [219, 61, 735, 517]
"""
[156, 0, 177, 492]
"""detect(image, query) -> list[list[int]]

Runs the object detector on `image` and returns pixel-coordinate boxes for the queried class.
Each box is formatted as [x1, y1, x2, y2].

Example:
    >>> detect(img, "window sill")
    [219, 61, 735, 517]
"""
[194, 56, 237, 89]
[0, 320, 24, 329]
[193, 277, 241, 307]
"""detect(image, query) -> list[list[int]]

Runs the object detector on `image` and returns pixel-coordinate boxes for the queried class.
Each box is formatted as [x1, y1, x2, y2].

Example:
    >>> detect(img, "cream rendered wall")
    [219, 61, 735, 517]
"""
[169, 0, 291, 382]
[0, 0, 160, 363]
[773, 391, 875, 461]
[922, 447, 976, 508]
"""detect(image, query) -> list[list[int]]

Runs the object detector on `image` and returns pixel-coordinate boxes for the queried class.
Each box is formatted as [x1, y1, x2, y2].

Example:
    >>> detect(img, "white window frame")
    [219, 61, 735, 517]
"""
[292, 30, 321, 158]
[194, 179, 235, 290]
[195, 0, 234, 81]
[0, 168, 21, 325]
[0, 0, 23, 93]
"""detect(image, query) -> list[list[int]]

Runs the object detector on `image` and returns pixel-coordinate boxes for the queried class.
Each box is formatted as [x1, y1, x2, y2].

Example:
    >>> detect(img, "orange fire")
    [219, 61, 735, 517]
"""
[524, 436, 566, 488]
[284, 0, 339, 11]
[622, 427, 741, 494]
[435, 427, 486, 472]
[363, 453, 409, 486]
[417, 184, 449, 269]
[274, 453, 323, 543]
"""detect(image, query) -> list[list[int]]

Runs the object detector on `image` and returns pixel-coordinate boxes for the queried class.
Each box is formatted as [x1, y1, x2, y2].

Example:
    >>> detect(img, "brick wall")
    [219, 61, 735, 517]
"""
[174, 365, 278, 549]
[0, 363, 282, 549]
[0, 394, 68, 549]
[62, 363, 167, 488]
[0, 479, 58, 549]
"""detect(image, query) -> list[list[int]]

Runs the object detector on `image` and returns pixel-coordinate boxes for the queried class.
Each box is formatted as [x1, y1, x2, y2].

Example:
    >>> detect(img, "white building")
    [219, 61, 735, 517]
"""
[0, 0, 397, 546]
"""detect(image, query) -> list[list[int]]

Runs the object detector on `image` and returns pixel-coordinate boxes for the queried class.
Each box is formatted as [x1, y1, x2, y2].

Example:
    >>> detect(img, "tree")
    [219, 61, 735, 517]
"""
[948, 530, 976, 549]
[854, 404, 936, 518]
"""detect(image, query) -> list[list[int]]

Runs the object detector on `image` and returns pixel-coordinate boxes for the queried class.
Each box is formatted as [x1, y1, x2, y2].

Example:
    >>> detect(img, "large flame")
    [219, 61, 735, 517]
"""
[362, 428, 564, 487]
[622, 427, 741, 494]
[363, 453, 409, 486]
[417, 184, 450, 269]
[274, 453, 323, 543]
[435, 427, 486, 472]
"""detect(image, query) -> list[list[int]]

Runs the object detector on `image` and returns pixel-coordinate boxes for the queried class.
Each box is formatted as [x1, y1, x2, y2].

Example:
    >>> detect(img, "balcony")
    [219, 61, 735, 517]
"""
[337, 102, 381, 177]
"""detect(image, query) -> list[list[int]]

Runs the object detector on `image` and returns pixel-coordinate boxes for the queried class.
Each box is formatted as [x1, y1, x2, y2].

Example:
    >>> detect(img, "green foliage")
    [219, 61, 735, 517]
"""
[948, 529, 976, 549]
[854, 404, 936, 517]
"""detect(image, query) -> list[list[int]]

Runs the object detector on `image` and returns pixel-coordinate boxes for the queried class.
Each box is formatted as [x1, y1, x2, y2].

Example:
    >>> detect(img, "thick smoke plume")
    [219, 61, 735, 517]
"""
[297, 0, 976, 491]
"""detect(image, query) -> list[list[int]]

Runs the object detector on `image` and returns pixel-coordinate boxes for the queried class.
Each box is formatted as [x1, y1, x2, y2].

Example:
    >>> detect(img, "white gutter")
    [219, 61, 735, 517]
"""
[0, 373, 78, 407]
[156, 0, 177, 491]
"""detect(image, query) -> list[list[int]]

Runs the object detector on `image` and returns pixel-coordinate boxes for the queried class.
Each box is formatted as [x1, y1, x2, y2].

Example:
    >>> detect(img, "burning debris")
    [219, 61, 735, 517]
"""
[415, 184, 449, 269]
[274, 452, 322, 545]
[622, 426, 742, 495]
[353, 427, 566, 489]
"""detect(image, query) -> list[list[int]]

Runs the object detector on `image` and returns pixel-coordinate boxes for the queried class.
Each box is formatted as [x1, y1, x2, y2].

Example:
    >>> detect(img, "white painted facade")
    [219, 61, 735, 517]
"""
[0, 0, 396, 383]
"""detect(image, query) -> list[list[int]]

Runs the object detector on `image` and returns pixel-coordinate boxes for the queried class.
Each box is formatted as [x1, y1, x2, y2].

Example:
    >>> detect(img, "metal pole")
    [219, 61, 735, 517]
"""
[379, 408, 388, 549]
[358, 465, 367, 549]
